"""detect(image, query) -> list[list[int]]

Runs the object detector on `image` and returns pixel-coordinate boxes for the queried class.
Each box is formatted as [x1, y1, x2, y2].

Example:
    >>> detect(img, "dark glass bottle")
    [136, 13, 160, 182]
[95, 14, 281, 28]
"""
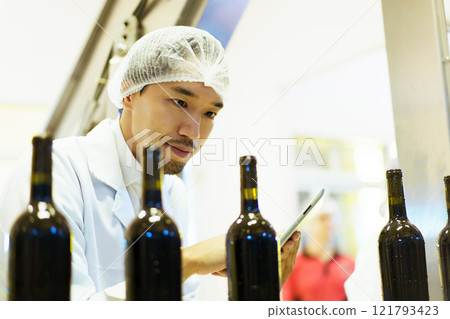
[8, 135, 71, 301]
[378, 169, 429, 301]
[438, 175, 450, 300]
[226, 155, 280, 301]
[125, 146, 181, 300]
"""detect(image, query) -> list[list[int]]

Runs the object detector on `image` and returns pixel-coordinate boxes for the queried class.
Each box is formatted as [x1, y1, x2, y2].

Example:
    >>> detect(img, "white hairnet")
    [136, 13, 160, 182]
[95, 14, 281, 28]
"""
[108, 26, 229, 108]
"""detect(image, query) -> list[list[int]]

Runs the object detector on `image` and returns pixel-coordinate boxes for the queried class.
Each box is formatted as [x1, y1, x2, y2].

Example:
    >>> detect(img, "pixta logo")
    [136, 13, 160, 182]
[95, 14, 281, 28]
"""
[125, 128, 172, 174]
[123, 129, 325, 169]
[192, 137, 325, 167]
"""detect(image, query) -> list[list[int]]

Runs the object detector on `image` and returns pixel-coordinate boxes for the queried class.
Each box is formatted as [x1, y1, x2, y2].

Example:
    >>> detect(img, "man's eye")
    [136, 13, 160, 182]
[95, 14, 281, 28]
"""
[205, 111, 217, 119]
[172, 99, 187, 108]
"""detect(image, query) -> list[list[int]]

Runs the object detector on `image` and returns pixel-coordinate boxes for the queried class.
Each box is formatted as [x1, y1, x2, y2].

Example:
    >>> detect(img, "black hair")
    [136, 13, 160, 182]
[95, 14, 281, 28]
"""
[139, 85, 148, 95]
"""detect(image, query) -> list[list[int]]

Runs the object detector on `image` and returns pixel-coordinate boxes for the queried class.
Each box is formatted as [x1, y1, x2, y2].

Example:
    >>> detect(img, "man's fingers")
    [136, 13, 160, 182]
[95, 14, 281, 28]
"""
[281, 231, 301, 253]
[212, 269, 228, 277]
[279, 231, 301, 286]
[292, 231, 301, 241]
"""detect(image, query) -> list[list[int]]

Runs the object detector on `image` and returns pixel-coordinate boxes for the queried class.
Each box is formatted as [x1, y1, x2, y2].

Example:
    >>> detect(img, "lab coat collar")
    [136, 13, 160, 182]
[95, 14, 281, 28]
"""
[111, 186, 135, 228]
[86, 118, 124, 192]
[110, 117, 142, 187]
[85, 118, 135, 228]
[84, 117, 177, 229]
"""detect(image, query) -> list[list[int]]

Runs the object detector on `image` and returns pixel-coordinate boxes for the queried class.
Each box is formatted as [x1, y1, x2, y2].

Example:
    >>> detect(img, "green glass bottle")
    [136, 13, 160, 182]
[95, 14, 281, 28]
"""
[438, 176, 450, 300]
[125, 146, 181, 300]
[378, 169, 429, 300]
[226, 155, 280, 301]
[8, 135, 71, 300]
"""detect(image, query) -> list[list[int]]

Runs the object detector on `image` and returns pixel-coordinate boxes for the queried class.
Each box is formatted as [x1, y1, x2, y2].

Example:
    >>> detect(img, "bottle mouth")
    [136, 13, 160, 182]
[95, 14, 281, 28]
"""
[32, 134, 53, 149]
[444, 175, 450, 184]
[386, 169, 402, 178]
[239, 155, 257, 166]
[31, 134, 53, 175]
[144, 145, 161, 160]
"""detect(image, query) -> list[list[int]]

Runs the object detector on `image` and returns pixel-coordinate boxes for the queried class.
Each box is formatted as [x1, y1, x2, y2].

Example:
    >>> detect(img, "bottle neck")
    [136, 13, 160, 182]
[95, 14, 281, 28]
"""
[142, 148, 163, 211]
[30, 139, 52, 204]
[241, 189, 259, 213]
[387, 175, 407, 219]
[240, 161, 259, 213]
[445, 180, 450, 222]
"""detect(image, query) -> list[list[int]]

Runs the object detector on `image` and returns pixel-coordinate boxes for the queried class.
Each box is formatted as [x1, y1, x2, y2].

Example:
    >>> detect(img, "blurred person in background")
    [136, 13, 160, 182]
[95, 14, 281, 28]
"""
[282, 198, 355, 301]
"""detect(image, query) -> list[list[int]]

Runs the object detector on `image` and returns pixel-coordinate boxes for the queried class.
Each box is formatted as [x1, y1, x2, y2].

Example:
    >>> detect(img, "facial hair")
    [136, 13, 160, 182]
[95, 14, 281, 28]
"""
[163, 160, 185, 175]
[161, 138, 197, 174]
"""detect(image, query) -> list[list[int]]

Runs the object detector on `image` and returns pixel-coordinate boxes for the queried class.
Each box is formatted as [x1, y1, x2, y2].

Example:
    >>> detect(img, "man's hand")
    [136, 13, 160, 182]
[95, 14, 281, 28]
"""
[280, 231, 301, 286]
[182, 234, 226, 282]
[181, 231, 301, 285]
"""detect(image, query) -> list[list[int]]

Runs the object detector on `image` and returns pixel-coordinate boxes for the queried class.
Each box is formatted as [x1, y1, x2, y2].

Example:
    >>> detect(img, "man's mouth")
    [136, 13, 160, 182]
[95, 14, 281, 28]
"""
[165, 143, 192, 158]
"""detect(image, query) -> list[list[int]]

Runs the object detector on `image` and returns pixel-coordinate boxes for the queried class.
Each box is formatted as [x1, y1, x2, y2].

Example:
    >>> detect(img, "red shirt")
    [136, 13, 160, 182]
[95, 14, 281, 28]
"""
[282, 252, 355, 301]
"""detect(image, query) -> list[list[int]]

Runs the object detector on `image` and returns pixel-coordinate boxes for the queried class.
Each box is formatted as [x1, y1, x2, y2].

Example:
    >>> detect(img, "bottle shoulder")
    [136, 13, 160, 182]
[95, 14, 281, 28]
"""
[125, 209, 180, 239]
[378, 218, 424, 242]
[227, 212, 276, 239]
[10, 202, 70, 237]
[438, 225, 450, 244]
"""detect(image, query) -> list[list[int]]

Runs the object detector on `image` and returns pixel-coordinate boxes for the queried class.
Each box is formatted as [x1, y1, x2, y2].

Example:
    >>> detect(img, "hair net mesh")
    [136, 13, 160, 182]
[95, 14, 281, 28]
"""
[108, 26, 229, 108]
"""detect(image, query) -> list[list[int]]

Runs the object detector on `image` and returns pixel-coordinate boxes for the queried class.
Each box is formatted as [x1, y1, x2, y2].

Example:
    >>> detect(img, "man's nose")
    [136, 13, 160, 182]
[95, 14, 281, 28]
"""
[178, 111, 201, 140]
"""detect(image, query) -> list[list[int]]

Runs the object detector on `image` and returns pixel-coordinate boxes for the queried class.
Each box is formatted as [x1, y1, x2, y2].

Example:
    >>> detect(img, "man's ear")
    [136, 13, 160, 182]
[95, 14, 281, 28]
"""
[122, 95, 133, 110]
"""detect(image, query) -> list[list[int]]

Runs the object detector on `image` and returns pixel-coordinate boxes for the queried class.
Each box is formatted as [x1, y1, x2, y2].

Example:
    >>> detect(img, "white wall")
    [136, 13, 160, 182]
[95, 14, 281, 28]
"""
[0, 0, 105, 107]
[0, 105, 52, 193]
[0, 0, 105, 192]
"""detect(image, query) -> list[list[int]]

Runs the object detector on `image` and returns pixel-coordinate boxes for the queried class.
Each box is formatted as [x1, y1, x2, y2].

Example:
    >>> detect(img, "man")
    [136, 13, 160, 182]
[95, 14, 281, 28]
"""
[0, 26, 300, 300]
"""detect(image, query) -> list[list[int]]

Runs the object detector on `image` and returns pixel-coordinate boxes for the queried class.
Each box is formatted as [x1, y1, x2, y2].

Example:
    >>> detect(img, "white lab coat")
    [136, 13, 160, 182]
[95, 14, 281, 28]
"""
[343, 228, 383, 301]
[0, 118, 197, 300]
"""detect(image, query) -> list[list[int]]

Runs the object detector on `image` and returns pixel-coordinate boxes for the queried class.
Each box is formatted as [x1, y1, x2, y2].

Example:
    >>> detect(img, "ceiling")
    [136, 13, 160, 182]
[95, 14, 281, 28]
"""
[2, 0, 450, 142]
[0, 0, 105, 107]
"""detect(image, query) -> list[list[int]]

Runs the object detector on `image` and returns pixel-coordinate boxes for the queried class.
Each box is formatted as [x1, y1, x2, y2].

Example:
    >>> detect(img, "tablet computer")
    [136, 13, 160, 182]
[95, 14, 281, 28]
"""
[280, 188, 325, 247]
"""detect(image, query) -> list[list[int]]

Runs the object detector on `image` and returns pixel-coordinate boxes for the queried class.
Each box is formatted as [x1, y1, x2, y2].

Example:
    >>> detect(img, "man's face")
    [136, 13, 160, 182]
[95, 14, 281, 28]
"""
[121, 81, 223, 174]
